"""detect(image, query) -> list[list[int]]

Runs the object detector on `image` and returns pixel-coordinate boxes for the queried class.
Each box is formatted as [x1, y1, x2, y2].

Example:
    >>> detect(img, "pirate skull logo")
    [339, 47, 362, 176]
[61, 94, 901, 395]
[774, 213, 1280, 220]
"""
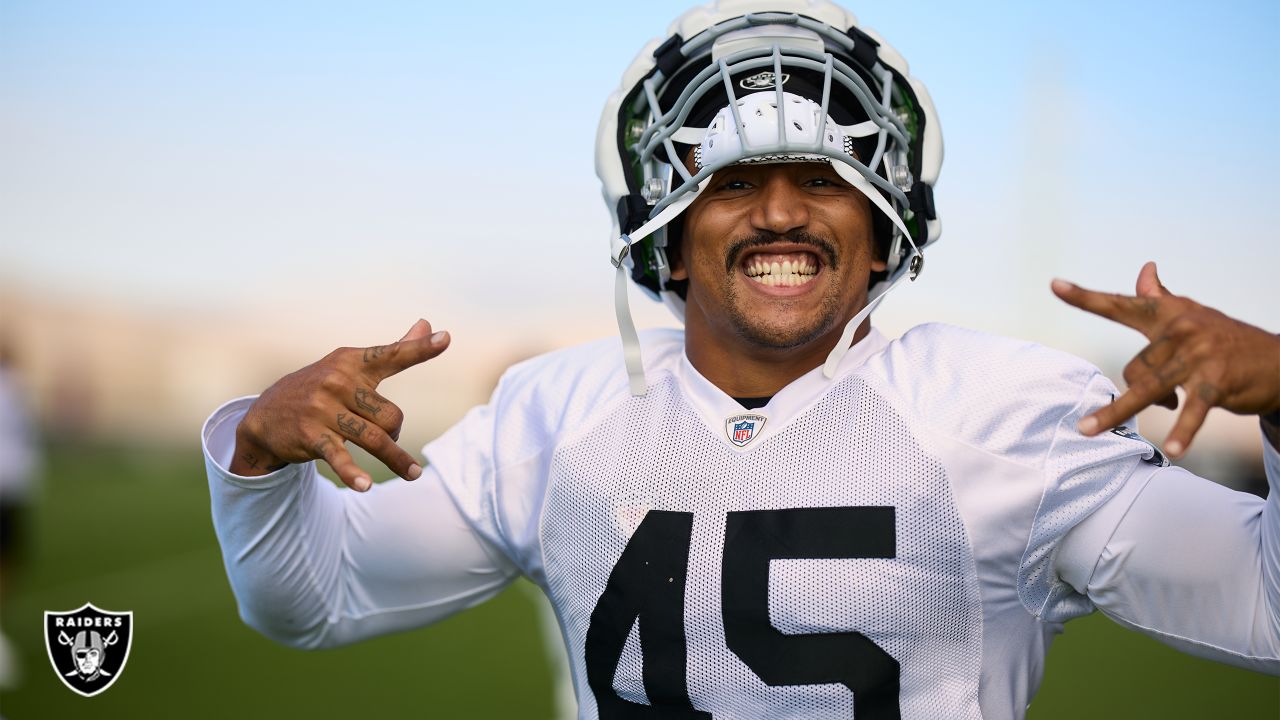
[62, 629, 116, 681]
[44, 602, 133, 697]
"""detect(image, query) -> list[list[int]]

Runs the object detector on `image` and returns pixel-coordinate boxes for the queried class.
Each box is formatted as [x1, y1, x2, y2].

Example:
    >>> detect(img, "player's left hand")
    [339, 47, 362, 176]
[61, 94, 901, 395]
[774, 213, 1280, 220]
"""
[1051, 261, 1280, 459]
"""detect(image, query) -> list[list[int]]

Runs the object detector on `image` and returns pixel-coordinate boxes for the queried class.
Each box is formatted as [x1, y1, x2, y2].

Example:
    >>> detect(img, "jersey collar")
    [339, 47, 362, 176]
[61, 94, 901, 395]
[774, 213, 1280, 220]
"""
[676, 327, 891, 451]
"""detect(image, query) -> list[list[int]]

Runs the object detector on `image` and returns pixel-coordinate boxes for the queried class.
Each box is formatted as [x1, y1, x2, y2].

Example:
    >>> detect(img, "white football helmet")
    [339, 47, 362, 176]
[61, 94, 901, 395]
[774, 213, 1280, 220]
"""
[596, 0, 943, 394]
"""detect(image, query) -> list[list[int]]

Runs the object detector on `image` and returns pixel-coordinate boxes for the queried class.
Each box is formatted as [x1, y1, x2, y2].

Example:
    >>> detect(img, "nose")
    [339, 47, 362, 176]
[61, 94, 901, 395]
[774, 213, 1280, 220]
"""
[749, 173, 810, 235]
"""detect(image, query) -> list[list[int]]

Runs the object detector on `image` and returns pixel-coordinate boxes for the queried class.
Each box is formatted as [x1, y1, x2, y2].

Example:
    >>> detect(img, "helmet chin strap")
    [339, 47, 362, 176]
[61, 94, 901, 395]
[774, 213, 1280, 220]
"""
[612, 178, 710, 396]
[824, 159, 922, 379]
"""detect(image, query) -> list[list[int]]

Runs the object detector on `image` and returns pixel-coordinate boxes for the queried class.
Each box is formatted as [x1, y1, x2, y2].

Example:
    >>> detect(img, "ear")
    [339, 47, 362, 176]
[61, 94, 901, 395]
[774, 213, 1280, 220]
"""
[666, 230, 688, 281]
[868, 225, 888, 273]
[668, 249, 688, 281]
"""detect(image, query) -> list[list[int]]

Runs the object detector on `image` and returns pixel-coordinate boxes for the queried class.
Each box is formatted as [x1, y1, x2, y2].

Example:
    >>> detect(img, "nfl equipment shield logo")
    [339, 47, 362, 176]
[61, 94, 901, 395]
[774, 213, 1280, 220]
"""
[725, 413, 767, 448]
[44, 602, 133, 697]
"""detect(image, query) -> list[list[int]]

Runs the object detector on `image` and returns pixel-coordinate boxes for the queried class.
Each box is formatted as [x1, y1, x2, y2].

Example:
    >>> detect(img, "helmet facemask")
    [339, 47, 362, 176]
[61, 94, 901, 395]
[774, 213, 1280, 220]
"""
[601, 7, 941, 395]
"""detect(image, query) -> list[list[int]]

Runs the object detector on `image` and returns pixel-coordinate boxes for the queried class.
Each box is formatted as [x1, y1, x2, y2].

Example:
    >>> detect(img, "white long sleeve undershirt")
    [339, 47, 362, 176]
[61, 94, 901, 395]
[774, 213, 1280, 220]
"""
[1055, 433, 1280, 671]
[203, 396, 517, 650]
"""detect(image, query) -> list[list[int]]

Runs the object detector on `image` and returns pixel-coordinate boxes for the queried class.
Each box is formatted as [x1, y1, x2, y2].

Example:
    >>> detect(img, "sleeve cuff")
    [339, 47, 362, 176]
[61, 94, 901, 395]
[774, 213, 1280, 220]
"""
[201, 395, 308, 489]
[1263, 423, 1280, 492]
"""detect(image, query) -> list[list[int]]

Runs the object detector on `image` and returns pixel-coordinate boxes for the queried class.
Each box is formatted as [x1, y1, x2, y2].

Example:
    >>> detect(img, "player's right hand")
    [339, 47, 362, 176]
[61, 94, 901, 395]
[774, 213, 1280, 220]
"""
[229, 319, 450, 491]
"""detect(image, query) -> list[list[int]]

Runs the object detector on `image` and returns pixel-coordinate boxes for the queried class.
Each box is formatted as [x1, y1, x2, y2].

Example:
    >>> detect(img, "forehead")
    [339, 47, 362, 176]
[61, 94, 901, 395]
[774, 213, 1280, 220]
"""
[713, 160, 839, 177]
[684, 160, 871, 227]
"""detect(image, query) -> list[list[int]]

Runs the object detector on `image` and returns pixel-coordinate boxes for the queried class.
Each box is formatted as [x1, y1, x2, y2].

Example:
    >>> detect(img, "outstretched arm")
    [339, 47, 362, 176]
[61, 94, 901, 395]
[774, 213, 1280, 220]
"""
[205, 321, 519, 649]
[1053, 265, 1280, 672]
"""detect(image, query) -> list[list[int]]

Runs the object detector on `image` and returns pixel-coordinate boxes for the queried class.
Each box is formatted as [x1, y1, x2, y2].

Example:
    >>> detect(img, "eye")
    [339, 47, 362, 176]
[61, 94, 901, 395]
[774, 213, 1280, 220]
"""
[715, 178, 753, 192]
[804, 173, 850, 191]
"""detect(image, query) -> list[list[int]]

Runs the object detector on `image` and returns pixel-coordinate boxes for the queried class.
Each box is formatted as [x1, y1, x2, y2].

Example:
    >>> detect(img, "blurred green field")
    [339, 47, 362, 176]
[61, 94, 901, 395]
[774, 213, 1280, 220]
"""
[0, 443, 1275, 719]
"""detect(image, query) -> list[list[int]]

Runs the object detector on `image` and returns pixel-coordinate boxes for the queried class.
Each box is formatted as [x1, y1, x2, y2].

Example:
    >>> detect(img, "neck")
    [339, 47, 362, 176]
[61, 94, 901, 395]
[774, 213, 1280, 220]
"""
[684, 316, 872, 397]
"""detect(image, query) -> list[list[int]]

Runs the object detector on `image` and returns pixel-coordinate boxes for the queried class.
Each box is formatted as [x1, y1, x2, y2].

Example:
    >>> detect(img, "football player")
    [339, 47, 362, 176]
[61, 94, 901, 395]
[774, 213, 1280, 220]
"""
[202, 2, 1280, 718]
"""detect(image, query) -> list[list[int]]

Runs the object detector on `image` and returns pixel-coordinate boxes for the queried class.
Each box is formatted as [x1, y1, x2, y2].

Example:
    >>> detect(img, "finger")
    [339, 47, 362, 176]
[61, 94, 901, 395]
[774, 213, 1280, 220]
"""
[1127, 335, 1176, 374]
[1121, 338, 1183, 414]
[1163, 385, 1215, 459]
[350, 387, 406, 441]
[399, 318, 432, 343]
[1077, 375, 1180, 436]
[361, 330, 451, 382]
[1135, 261, 1171, 299]
[359, 321, 433, 367]
[1050, 279, 1162, 334]
[310, 432, 373, 491]
[335, 411, 423, 481]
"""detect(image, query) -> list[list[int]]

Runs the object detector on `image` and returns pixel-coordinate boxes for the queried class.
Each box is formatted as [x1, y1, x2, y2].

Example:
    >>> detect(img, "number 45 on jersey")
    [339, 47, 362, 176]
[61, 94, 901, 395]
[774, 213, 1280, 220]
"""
[585, 506, 902, 718]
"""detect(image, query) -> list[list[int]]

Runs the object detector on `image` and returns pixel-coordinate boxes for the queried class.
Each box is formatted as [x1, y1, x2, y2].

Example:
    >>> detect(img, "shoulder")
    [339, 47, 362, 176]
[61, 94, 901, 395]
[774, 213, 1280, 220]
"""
[865, 323, 1118, 466]
[499, 328, 683, 397]
[873, 322, 1106, 409]
[492, 328, 684, 438]
[886, 322, 1100, 385]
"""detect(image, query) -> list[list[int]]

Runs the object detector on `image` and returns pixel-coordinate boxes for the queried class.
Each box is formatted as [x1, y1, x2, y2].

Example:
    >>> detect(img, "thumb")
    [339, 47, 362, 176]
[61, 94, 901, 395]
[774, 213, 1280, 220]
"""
[398, 318, 432, 343]
[1135, 261, 1170, 298]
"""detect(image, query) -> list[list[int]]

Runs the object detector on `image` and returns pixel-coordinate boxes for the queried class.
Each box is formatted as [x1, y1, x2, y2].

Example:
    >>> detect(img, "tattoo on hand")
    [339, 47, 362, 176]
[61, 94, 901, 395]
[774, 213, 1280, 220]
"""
[311, 434, 337, 459]
[362, 345, 389, 363]
[336, 412, 368, 439]
[240, 450, 286, 473]
[1154, 355, 1187, 385]
[354, 388, 382, 416]
[1137, 336, 1170, 368]
[1196, 382, 1221, 404]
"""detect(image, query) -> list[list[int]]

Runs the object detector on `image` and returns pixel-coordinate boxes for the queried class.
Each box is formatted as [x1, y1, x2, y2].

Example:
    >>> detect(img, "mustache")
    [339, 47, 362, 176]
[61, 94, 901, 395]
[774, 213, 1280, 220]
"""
[723, 230, 839, 274]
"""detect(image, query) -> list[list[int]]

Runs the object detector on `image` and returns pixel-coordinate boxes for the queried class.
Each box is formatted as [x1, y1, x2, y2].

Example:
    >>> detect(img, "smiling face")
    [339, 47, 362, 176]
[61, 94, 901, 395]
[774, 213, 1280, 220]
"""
[671, 161, 885, 367]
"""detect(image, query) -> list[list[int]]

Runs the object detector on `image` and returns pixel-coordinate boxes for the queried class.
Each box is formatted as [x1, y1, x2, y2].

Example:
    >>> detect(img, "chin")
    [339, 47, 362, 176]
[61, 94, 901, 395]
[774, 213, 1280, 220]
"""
[731, 313, 836, 351]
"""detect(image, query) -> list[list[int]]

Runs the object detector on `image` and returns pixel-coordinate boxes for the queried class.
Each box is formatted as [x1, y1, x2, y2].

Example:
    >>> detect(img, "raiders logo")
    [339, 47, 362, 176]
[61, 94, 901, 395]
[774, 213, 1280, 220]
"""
[44, 602, 133, 697]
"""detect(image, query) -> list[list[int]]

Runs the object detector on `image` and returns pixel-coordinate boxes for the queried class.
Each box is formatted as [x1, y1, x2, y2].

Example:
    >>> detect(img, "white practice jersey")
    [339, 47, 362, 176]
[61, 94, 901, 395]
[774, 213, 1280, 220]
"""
[204, 323, 1280, 720]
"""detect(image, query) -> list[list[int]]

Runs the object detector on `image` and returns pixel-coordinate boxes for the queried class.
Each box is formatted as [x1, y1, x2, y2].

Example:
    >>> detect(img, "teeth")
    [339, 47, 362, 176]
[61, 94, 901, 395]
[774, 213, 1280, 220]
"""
[744, 255, 819, 285]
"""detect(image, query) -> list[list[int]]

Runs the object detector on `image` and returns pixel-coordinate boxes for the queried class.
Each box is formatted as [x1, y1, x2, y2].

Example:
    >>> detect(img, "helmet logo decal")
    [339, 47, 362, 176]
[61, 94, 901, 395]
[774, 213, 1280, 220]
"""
[739, 71, 789, 90]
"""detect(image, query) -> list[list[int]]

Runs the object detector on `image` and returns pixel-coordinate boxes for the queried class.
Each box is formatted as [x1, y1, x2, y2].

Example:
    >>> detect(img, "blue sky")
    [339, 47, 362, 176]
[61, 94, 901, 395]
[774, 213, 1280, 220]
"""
[2, 0, 1276, 363]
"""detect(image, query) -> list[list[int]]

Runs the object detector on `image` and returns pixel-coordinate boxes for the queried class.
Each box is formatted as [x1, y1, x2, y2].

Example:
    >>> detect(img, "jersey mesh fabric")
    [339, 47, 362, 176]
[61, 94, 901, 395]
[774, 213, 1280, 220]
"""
[1023, 375, 1145, 621]
[427, 324, 1159, 718]
[869, 325, 1153, 623]
[541, 372, 984, 719]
